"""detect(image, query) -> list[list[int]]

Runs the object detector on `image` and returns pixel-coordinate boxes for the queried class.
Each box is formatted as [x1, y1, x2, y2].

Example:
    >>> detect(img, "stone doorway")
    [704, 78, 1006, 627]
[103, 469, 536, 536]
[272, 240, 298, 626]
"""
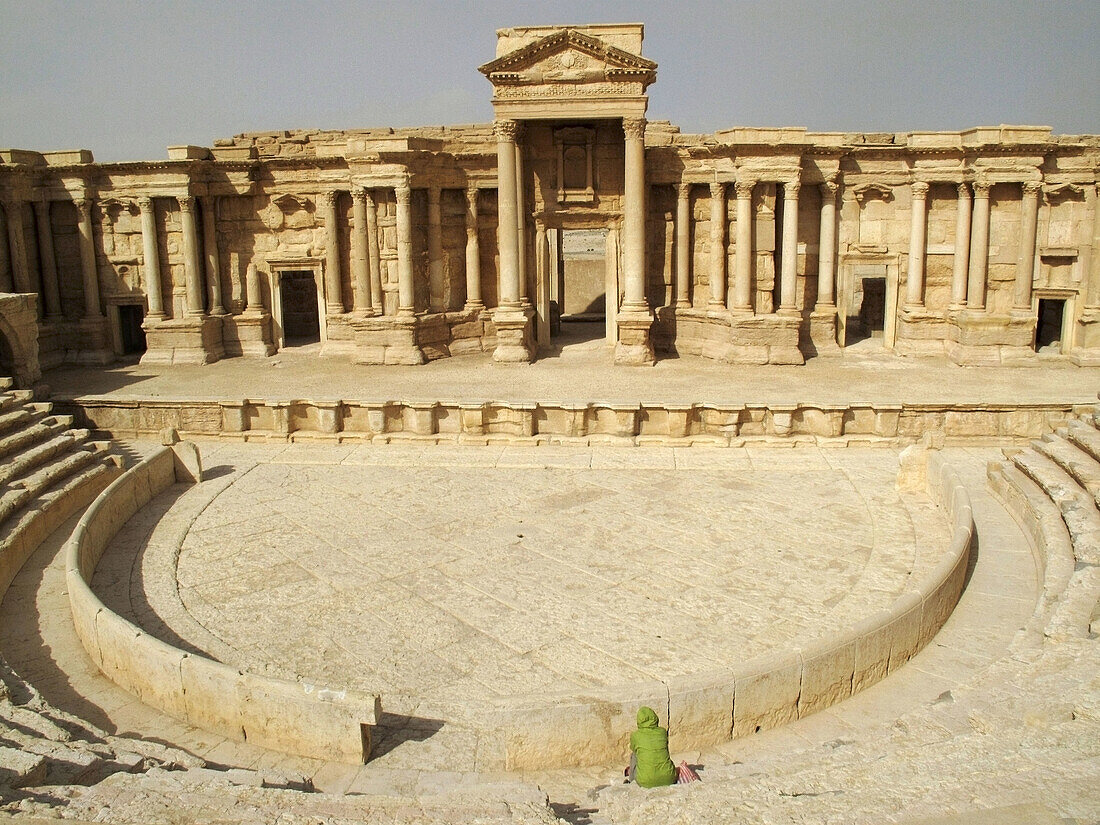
[275, 269, 322, 347]
[117, 304, 147, 355]
[1035, 297, 1067, 353]
[838, 257, 899, 349]
[542, 225, 619, 352]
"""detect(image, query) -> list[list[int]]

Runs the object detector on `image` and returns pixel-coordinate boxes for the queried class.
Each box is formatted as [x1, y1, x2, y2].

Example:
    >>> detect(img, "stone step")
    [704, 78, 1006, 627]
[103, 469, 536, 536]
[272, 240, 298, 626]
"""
[0, 447, 101, 527]
[0, 407, 37, 437]
[1010, 449, 1100, 567]
[1038, 432, 1100, 507]
[1065, 418, 1100, 465]
[0, 417, 72, 463]
[0, 377, 12, 391]
[0, 743, 47, 788]
[0, 430, 92, 488]
[0, 389, 34, 413]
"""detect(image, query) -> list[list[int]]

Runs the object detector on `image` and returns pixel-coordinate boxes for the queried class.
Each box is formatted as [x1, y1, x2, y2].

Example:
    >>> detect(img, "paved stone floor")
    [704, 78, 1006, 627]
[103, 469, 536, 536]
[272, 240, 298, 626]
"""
[90, 442, 948, 714]
[42, 331, 1099, 406]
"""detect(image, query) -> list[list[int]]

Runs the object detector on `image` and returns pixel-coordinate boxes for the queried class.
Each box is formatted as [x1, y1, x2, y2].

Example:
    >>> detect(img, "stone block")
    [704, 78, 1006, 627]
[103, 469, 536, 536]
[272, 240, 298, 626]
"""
[849, 611, 894, 694]
[733, 650, 802, 737]
[885, 591, 923, 672]
[172, 441, 203, 483]
[797, 632, 855, 717]
[667, 674, 734, 752]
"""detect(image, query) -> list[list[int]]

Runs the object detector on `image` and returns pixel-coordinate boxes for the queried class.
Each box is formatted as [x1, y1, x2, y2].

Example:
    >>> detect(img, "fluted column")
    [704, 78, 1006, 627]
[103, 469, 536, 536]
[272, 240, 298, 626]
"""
[621, 117, 647, 309]
[967, 181, 991, 310]
[75, 199, 102, 318]
[733, 179, 755, 311]
[496, 120, 520, 306]
[319, 191, 343, 314]
[138, 196, 165, 320]
[0, 204, 11, 293]
[395, 178, 415, 316]
[1014, 181, 1041, 310]
[33, 199, 62, 318]
[3, 200, 31, 294]
[905, 181, 929, 308]
[779, 179, 800, 313]
[365, 189, 382, 314]
[178, 196, 204, 317]
[675, 182, 691, 307]
[427, 186, 444, 310]
[708, 182, 726, 309]
[950, 183, 972, 308]
[464, 185, 483, 310]
[816, 180, 838, 309]
[201, 196, 225, 315]
[350, 186, 372, 316]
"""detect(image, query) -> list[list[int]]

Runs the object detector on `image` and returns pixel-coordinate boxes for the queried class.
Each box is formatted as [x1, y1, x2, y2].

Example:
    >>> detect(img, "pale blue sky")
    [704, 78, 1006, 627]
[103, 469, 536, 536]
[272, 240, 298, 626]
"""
[2, 0, 1098, 162]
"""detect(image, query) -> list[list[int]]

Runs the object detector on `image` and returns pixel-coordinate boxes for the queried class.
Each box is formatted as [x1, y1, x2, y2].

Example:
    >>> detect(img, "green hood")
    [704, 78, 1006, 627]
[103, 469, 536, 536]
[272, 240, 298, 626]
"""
[637, 706, 659, 728]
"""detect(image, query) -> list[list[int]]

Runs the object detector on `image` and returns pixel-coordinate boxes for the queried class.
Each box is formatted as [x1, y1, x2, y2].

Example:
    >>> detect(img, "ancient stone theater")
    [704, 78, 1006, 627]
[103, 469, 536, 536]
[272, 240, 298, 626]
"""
[0, 22, 1098, 825]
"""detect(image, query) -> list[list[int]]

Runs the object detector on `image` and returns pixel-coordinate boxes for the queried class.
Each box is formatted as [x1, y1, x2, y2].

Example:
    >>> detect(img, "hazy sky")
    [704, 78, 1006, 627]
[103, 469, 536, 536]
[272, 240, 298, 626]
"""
[2, 0, 1098, 163]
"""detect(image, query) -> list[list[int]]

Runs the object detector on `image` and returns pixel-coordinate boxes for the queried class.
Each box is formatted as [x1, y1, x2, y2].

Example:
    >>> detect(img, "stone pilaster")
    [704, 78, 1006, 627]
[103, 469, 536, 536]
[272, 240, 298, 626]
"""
[615, 116, 654, 366]
[675, 182, 691, 308]
[201, 196, 225, 315]
[492, 119, 534, 364]
[464, 186, 483, 311]
[351, 187, 372, 316]
[950, 183, 972, 309]
[1014, 181, 1041, 310]
[365, 189, 383, 315]
[905, 181, 929, 308]
[320, 191, 344, 315]
[966, 181, 991, 310]
[427, 186, 444, 310]
[733, 178, 754, 312]
[778, 179, 800, 314]
[33, 199, 62, 319]
[138, 196, 165, 320]
[178, 195, 204, 316]
[709, 181, 727, 310]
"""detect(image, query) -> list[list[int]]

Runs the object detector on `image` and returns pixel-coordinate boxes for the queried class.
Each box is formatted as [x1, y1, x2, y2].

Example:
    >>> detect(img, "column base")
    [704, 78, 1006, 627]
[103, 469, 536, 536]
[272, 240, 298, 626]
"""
[492, 304, 536, 364]
[893, 307, 948, 357]
[807, 309, 841, 356]
[141, 316, 225, 365]
[73, 317, 115, 365]
[614, 306, 655, 366]
[945, 311, 1037, 366]
[225, 313, 276, 357]
[352, 314, 425, 365]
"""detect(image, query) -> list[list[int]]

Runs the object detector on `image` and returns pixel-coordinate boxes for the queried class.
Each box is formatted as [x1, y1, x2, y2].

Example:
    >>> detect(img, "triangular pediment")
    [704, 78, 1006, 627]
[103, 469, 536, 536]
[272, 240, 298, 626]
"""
[479, 28, 656, 86]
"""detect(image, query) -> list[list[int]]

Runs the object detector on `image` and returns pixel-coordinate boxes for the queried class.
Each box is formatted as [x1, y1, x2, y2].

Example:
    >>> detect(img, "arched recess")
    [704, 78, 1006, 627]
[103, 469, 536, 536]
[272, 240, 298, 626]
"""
[0, 297, 42, 387]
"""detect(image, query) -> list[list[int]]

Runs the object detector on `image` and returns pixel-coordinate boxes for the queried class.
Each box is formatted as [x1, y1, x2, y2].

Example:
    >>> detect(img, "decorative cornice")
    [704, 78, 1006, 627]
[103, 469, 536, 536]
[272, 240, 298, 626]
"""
[478, 28, 657, 77]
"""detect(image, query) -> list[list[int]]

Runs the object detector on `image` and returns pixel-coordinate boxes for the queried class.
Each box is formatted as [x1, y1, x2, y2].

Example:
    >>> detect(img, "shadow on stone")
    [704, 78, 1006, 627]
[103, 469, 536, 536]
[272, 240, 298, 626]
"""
[369, 712, 445, 760]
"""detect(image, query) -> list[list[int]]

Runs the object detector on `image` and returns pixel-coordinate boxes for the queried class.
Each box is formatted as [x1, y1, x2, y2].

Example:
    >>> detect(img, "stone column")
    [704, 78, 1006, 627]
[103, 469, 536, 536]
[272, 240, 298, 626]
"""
[535, 220, 550, 344]
[967, 181, 992, 310]
[816, 180, 838, 308]
[515, 140, 528, 303]
[365, 189, 382, 314]
[779, 179, 801, 313]
[395, 178, 415, 316]
[496, 120, 520, 306]
[708, 182, 727, 309]
[0, 203, 11, 293]
[733, 178, 755, 311]
[320, 191, 344, 315]
[427, 186, 444, 310]
[3, 200, 31, 294]
[905, 181, 929, 308]
[1087, 184, 1100, 309]
[75, 199, 102, 318]
[245, 262, 264, 313]
[950, 183, 972, 308]
[178, 195, 204, 317]
[350, 186, 372, 315]
[1014, 181, 1041, 310]
[464, 185, 483, 310]
[33, 199, 62, 318]
[138, 197, 165, 320]
[675, 182, 691, 307]
[615, 116, 654, 365]
[201, 196, 225, 315]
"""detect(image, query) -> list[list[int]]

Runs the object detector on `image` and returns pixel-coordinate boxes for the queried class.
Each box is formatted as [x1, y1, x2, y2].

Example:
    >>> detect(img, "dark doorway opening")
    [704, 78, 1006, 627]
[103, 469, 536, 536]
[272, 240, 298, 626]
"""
[1035, 298, 1065, 353]
[555, 228, 607, 348]
[118, 305, 147, 354]
[280, 270, 320, 344]
[0, 331, 14, 382]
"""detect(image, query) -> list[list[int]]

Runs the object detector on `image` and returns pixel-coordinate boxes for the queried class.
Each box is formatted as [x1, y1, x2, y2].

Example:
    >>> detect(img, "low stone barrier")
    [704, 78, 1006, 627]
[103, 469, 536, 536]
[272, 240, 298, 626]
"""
[442, 451, 976, 770]
[65, 445, 381, 764]
[57, 397, 1086, 446]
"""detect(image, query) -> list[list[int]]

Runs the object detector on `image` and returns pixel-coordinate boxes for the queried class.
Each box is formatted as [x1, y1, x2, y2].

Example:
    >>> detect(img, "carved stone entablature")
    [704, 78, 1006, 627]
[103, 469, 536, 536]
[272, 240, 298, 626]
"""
[98, 197, 139, 216]
[1043, 182, 1084, 201]
[260, 193, 315, 231]
[479, 28, 656, 87]
[852, 183, 894, 203]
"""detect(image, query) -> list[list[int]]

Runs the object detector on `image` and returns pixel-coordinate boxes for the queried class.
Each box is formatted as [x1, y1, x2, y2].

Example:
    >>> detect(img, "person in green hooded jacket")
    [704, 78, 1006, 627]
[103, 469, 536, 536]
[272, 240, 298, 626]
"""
[628, 706, 677, 788]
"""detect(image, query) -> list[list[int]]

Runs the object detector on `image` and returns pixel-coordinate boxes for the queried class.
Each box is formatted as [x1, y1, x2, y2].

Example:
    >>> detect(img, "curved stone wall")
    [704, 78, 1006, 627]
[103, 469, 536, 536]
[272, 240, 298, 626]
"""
[65, 445, 381, 764]
[65, 442, 973, 769]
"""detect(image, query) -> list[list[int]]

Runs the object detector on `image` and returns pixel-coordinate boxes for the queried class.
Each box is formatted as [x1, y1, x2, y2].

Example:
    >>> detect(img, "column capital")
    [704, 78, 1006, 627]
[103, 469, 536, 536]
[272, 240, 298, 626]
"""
[622, 117, 646, 140]
[735, 179, 755, 199]
[1022, 180, 1043, 196]
[677, 181, 691, 199]
[910, 180, 930, 198]
[973, 180, 992, 198]
[137, 195, 155, 212]
[177, 194, 195, 213]
[495, 119, 519, 141]
[74, 198, 93, 218]
[709, 181, 726, 198]
[819, 179, 838, 198]
[466, 184, 480, 200]
[395, 180, 412, 204]
[956, 182, 972, 199]
[318, 190, 337, 209]
[784, 179, 801, 200]
[351, 185, 368, 203]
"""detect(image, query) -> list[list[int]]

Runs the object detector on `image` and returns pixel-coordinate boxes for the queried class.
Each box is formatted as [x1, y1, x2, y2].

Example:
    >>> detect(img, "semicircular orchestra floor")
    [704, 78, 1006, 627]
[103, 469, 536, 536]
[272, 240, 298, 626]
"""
[93, 442, 950, 716]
